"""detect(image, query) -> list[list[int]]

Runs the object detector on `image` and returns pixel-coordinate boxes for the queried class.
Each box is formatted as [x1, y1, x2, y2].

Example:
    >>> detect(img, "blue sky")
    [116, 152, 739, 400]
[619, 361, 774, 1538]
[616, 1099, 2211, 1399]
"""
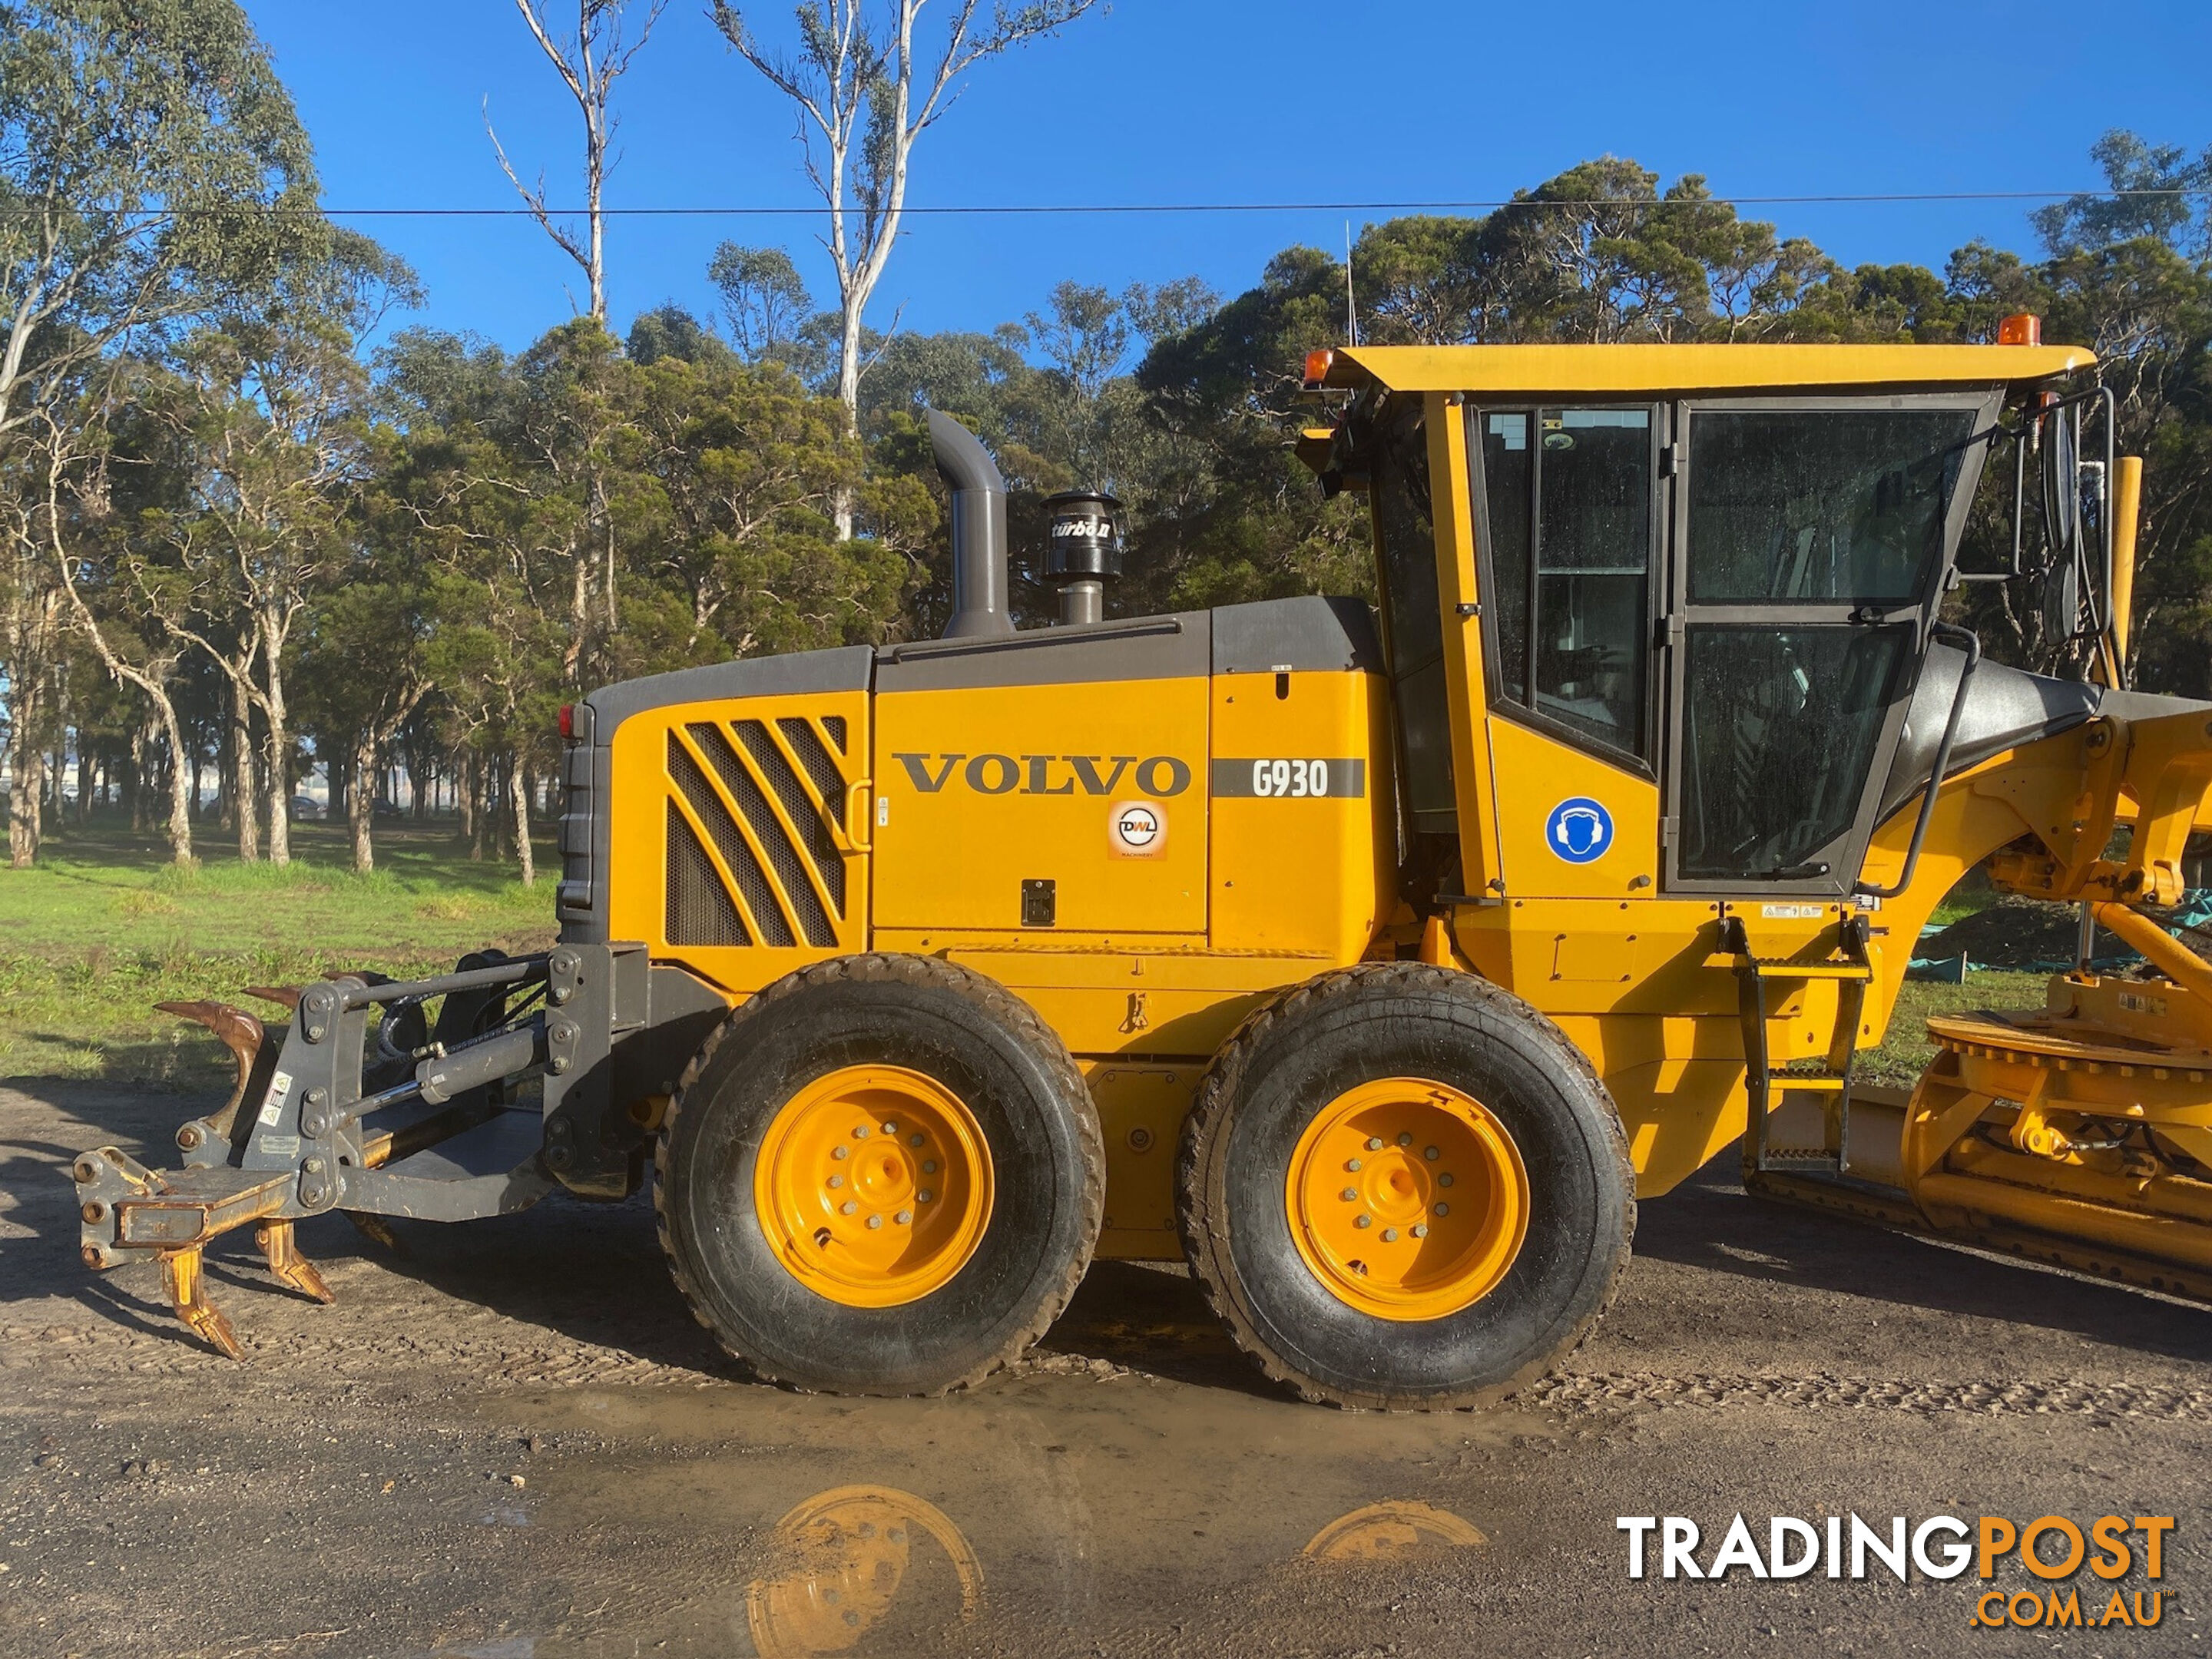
[243, 1, 2212, 356]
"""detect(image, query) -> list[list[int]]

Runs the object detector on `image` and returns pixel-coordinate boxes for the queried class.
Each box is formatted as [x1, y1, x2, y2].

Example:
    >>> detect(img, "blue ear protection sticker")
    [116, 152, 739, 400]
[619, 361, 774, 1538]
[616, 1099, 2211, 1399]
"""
[1545, 797, 1614, 864]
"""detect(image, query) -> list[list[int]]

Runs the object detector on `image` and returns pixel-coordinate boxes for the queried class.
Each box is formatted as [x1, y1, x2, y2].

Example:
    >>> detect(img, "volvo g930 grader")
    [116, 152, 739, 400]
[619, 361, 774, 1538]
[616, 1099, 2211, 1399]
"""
[74, 320, 2212, 1409]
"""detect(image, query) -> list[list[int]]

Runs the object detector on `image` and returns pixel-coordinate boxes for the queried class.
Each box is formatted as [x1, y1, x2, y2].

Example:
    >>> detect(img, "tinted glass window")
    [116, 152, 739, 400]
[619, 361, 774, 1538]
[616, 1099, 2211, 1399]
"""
[1677, 624, 1912, 879]
[1686, 409, 1975, 604]
[1373, 406, 1455, 823]
[1480, 413, 1531, 706]
[1477, 407, 1652, 758]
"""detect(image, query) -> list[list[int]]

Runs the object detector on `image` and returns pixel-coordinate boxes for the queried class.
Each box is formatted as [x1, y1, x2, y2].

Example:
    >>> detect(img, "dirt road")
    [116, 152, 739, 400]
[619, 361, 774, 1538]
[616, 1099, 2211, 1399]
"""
[3, 1079, 2207, 1658]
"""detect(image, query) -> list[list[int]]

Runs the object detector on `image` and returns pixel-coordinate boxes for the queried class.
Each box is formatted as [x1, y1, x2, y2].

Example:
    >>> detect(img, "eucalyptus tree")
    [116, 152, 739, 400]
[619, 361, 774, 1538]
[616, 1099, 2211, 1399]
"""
[710, 0, 1104, 538]
[131, 230, 420, 864]
[0, 0, 317, 866]
[488, 0, 665, 320]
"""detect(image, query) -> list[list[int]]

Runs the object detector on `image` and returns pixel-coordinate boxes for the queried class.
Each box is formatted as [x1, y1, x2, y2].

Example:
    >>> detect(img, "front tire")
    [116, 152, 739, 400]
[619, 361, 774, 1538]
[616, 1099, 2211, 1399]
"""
[1177, 963, 1634, 1409]
[657, 955, 1103, 1396]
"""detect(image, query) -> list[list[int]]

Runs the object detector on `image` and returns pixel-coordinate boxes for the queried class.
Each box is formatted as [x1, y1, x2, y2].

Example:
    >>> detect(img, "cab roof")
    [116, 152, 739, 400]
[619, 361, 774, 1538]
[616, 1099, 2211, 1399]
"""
[1306, 340, 2095, 396]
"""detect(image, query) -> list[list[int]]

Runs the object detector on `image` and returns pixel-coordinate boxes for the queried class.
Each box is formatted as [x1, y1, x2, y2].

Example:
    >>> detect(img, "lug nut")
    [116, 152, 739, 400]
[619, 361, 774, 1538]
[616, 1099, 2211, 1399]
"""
[1340, 1187, 1357, 1201]
[1382, 1228, 1399, 1242]
[1439, 1173, 1455, 1187]
[1346, 1157, 1363, 1171]
[1425, 1146, 1440, 1161]
[917, 1189, 934, 1204]
[828, 1175, 844, 1189]
[1435, 1203, 1450, 1217]
[1366, 1137, 1383, 1151]
[922, 1160, 937, 1174]
[833, 1146, 848, 1161]
[840, 1200, 857, 1215]
[896, 1210, 912, 1224]
[1412, 1224, 1429, 1238]
[1354, 1214, 1373, 1229]
[881, 1121, 898, 1134]
[866, 1214, 883, 1230]
[909, 1134, 924, 1147]
[855, 1126, 871, 1138]
[1397, 1132, 1412, 1147]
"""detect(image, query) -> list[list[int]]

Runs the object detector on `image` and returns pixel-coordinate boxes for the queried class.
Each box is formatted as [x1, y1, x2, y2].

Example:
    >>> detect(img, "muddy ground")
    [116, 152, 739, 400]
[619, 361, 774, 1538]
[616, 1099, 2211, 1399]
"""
[3, 1081, 2208, 1659]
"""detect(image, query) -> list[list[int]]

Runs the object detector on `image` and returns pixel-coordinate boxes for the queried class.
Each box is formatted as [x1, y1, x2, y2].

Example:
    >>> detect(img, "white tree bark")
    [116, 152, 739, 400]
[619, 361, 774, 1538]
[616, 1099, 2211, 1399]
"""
[714, 0, 1101, 539]
[490, 0, 667, 320]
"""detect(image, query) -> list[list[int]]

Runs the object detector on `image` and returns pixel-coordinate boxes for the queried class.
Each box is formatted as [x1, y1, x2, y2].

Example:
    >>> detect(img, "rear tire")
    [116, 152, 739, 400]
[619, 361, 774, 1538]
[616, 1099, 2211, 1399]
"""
[1177, 963, 1634, 1409]
[657, 955, 1103, 1396]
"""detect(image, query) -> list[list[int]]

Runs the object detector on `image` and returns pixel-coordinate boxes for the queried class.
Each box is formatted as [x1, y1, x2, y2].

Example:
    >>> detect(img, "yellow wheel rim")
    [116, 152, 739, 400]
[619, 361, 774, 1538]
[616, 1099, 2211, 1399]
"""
[1286, 1076, 1530, 1321]
[754, 1065, 993, 1308]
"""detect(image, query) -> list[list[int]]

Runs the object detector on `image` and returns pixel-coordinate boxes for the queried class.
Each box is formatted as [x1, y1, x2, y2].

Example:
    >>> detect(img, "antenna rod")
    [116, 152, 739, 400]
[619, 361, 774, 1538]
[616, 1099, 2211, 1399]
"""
[1344, 220, 1358, 344]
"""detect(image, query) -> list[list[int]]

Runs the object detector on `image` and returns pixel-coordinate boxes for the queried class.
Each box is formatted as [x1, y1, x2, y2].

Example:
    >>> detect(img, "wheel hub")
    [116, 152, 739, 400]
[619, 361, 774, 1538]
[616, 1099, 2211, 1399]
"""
[755, 1065, 994, 1306]
[1286, 1077, 1529, 1320]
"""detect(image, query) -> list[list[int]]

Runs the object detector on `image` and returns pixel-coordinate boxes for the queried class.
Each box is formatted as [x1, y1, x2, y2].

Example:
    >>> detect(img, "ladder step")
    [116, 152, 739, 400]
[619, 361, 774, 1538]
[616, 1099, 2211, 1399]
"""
[1707, 955, 1873, 980]
[1772, 1075, 1850, 1092]
[1763, 1151, 1843, 1173]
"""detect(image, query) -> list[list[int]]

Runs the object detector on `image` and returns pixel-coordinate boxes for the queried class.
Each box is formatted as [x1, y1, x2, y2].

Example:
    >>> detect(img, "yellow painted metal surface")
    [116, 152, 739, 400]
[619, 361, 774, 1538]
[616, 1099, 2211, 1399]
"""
[1314, 341, 2094, 396]
[871, 677, 1209, 935]
[1483, 717, 1658, 899]
[2111, 455, 2144, 671]
[606, 689, 872, 998]
[751, 1063, 993, 1308]
[1284, 1077, 1529, 1320]
[1085, 1059, 1202, 1259]
[1209, 669, 1396, 959]
[1423, 393, 1508, 896]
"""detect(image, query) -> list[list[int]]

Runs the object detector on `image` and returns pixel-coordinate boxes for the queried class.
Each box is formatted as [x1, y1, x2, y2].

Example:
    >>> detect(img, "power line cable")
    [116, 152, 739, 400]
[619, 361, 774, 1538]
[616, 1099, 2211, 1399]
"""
[5, 188, 2201, 220]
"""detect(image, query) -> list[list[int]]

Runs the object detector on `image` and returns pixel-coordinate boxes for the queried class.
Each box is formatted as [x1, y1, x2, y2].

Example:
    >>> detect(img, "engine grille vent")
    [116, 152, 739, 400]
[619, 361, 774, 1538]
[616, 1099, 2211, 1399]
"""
[664, 716, 849, 950]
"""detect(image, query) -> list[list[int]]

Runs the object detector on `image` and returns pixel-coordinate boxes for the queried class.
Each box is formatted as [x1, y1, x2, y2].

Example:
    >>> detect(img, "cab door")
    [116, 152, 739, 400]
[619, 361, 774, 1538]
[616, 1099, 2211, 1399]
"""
[1661, 395, 1998, 896]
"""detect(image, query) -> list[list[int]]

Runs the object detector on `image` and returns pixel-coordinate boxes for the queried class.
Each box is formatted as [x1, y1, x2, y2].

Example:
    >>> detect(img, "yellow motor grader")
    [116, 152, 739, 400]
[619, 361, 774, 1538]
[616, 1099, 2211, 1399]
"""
[75, 320, 2212, 1408]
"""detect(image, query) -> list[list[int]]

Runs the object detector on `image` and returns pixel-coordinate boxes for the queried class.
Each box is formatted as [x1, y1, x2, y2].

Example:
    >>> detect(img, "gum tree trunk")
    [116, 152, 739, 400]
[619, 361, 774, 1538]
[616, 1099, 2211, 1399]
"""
[228, 679, 260, 862]
[508, 752, 535, 887]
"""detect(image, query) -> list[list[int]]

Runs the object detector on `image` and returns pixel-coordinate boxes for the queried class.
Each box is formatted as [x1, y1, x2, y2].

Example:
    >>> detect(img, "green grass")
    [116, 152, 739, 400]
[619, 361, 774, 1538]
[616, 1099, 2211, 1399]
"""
[1863, 968, 2050, 1087]
[0, 816, 556, 1086]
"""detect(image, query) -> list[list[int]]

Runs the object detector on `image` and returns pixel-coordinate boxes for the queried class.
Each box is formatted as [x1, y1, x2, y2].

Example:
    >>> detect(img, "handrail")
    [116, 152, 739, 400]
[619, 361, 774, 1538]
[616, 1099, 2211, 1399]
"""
[1857, 621, 1981, 900]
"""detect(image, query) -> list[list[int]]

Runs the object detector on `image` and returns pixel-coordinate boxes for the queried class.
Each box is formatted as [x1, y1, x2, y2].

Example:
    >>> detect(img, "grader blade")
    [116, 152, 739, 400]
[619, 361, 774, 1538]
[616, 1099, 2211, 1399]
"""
[1750, 925, 2212, 1306]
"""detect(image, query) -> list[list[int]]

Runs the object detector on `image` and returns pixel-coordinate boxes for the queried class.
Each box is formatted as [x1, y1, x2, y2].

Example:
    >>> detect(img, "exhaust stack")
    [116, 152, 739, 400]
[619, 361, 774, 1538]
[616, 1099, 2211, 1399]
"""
[929, 410, 1013, 640]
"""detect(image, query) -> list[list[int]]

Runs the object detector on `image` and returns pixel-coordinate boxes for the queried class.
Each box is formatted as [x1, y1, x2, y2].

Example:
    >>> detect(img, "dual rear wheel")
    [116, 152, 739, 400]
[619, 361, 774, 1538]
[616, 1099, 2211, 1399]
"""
[657, 957, 1632, 1406]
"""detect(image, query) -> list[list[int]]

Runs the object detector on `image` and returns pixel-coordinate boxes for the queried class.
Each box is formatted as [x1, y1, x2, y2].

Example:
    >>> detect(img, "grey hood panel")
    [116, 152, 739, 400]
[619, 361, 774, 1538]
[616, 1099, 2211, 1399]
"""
[1213, 595, 1384, 675]
[1876, 644, 2209, 822]
[584, 645, 876, 733]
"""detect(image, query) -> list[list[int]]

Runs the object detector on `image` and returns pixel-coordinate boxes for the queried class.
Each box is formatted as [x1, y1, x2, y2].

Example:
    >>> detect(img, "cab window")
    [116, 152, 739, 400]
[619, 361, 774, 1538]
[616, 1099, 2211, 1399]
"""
[1475, 407, 1656, 763]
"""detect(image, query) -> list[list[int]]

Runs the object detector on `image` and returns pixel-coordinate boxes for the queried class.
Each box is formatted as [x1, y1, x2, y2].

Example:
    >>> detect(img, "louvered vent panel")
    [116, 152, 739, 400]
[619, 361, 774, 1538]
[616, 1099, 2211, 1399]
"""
[662, 716, 849, 952]
[664, 802, 747, 946]
[744, 720, 846, 916]
[668, 733, 796, 948]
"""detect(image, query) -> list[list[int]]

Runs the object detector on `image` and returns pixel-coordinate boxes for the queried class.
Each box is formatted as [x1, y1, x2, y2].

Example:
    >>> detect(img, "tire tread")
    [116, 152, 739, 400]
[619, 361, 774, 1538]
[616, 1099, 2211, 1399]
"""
[654, 952, 1104, 1396]
[1175, 961, 1636, 1411]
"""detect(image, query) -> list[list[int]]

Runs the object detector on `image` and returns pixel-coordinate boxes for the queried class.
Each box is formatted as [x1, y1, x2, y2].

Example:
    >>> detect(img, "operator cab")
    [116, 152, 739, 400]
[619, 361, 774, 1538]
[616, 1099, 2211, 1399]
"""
[1303, 335, 2120, 902]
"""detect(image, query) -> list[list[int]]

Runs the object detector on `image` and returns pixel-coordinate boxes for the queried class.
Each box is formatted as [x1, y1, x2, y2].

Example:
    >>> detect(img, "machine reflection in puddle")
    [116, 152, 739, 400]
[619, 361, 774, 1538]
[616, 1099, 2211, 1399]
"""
[1302, 1498, 1488, 1561]
[746, 1485, 984, 1659]
[738, 1483, 1485, 1657]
